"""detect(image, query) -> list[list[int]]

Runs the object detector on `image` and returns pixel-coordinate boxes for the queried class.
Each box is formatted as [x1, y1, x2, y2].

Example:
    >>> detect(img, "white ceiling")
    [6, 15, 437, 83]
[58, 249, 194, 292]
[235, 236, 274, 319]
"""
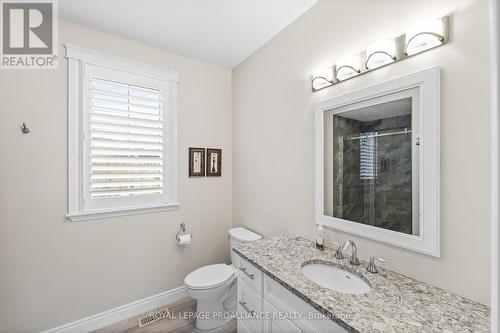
[59, 0, 318, 68]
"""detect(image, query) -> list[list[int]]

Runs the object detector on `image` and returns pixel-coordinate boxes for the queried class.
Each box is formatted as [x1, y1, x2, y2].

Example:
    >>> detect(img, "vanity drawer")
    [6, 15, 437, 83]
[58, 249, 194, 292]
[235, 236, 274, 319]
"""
[238, 278, 263, 332]
[264, 276, 347, 333]
[237, 320, 253, 333]
[263, 299, 302, 333]
[237, 256, 263, 295]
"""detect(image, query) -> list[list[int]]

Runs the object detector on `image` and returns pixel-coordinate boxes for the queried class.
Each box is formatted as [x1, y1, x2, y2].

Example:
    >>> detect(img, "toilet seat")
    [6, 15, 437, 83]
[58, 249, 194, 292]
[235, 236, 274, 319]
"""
[184, 264, 236, 290]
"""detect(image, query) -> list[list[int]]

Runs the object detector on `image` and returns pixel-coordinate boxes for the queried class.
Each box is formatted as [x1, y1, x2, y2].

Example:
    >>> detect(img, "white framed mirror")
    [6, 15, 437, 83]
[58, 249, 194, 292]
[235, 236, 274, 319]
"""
[315, 67, 440, 256]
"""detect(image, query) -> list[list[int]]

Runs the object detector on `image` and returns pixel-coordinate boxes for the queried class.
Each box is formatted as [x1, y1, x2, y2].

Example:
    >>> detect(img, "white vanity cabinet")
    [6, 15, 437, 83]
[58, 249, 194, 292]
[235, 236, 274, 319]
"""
[235, 255, 348, 333]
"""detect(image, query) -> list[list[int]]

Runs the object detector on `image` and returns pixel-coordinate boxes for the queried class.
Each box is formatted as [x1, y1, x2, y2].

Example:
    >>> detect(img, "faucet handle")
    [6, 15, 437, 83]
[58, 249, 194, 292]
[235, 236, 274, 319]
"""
[366, 256, 386, 273]
[328, 241, 344, 260]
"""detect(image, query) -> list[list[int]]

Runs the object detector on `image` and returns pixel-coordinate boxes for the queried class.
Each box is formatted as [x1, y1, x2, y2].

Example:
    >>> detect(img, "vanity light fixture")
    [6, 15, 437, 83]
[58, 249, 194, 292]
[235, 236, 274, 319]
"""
[404, 18, 446, 56]
[365, 39, 397, 70]
[312, 66, 334, 91]
[311, 15, 449, 92]
[335, 56, 362, 82]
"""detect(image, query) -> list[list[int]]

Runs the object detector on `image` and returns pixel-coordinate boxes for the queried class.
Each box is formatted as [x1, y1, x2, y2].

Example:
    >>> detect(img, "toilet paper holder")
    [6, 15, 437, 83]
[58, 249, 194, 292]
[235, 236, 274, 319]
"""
[176, 223, 193, 241]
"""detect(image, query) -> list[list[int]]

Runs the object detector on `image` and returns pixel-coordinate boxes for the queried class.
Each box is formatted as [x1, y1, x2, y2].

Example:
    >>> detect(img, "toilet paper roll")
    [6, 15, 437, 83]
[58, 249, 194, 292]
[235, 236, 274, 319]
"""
[178, 233, 192, 245]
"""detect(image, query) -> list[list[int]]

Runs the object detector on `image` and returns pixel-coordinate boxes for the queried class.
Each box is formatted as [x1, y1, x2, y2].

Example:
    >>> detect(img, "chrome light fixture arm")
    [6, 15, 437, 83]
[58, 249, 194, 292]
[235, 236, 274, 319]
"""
[364, 51, 397, 70]
[335, 65, 361, 81]
[312, 75, 334, 86]
[404, 31, 445, 55]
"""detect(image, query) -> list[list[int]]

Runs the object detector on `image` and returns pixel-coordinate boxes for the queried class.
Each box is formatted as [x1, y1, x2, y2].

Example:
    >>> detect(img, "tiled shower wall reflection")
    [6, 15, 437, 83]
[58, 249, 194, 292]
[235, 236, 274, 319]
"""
[331, 115, 413, 234]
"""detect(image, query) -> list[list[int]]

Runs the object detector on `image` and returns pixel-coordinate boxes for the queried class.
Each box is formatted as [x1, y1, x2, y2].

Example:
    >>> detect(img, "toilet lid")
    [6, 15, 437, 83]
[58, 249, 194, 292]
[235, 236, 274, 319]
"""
[184, 264, 235, 290]
[228, 227, 261, 243]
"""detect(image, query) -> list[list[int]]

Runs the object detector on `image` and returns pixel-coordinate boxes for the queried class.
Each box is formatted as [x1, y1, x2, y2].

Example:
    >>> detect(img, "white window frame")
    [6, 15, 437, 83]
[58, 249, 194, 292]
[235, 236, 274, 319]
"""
[65, 44, 179, 221]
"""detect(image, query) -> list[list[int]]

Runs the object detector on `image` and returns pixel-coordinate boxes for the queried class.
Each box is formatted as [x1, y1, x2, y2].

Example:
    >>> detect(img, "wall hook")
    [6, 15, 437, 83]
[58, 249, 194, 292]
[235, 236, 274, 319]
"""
[21, 122, 30, 134]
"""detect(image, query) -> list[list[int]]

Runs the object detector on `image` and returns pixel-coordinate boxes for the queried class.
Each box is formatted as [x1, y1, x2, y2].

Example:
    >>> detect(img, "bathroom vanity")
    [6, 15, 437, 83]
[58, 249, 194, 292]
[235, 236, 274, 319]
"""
[235, 253, 345, 333]
[233, 234, 490, 333]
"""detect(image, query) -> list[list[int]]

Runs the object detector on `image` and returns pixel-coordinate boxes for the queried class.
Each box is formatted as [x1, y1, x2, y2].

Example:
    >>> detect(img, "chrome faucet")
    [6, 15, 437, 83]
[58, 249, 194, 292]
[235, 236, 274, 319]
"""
[328, 240, 359, 265]
[342, 240, 360, 266]
[328, 241, 344, 259]
[366, 256, 386, 273]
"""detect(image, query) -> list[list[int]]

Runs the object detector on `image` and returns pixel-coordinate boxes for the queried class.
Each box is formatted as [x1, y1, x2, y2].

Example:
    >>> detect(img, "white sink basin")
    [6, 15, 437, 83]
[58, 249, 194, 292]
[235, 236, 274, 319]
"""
[301, 263, 371, 295]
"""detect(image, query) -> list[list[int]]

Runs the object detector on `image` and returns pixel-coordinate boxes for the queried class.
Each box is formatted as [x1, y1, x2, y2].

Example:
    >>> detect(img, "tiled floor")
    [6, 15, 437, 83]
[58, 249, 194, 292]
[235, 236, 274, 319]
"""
[92, 298, 236, 333]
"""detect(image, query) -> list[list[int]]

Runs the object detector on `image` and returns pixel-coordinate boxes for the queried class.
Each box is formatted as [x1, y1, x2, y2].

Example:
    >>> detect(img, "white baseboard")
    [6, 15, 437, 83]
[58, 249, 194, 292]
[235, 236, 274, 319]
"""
[41, 286, 188, 333]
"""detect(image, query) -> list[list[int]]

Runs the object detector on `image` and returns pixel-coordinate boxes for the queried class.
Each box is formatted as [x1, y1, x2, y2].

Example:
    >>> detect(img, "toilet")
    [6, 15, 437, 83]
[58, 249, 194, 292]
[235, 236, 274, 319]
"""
[184, 227, 261, 331]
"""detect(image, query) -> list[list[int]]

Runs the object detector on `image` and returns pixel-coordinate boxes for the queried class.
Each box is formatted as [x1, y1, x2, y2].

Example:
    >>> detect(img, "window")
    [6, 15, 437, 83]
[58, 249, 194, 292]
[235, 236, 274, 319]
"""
[66, 45, 179, 221]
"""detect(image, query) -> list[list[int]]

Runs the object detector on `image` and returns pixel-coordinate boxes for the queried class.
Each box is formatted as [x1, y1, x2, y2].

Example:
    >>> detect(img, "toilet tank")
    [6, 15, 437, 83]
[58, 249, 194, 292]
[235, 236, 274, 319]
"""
[228, 227, 261, 264]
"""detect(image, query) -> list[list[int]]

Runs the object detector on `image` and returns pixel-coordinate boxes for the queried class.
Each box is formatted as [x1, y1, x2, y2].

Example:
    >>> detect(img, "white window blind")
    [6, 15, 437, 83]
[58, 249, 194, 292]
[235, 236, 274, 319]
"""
[359, 133, 378, 180]
[89, 78, 164, 198]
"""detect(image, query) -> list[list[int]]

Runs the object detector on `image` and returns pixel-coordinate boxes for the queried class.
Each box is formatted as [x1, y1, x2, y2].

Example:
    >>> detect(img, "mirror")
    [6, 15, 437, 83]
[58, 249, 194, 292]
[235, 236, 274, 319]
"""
[315, 68, 440, 256]
[323, 89, 419, 236]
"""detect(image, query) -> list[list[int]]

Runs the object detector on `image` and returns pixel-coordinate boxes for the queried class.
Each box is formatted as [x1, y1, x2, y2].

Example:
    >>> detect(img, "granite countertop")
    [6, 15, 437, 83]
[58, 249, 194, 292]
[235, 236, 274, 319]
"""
[233, 234, 490, 333]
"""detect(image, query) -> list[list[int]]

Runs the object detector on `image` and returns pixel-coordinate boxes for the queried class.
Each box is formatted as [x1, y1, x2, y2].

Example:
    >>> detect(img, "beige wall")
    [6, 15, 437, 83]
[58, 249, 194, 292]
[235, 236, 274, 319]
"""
[0, 1, 492, 331]
[232, 0, 490, 305]
[0, 20, 232, 332]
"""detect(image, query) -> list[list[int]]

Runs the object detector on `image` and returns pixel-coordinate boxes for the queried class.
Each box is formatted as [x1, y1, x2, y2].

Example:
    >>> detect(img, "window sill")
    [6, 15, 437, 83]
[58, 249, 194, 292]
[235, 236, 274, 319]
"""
[66, 203, 180, 222]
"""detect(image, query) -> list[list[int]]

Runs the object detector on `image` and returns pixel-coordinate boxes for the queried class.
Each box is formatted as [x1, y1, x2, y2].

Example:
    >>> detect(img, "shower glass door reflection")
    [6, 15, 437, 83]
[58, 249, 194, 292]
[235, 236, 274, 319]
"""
[324, 88, 420, 236]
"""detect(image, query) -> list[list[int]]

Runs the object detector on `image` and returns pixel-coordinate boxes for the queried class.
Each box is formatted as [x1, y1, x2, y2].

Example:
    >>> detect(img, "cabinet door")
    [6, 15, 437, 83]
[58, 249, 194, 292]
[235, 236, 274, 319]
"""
[237, 256, 264, 295]
[238, 277, 263, 332]
[263, 300, 302, 333]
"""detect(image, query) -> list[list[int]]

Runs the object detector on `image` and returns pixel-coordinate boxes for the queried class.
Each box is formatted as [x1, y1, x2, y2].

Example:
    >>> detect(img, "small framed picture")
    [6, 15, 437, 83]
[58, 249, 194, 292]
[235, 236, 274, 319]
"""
[189, 148, 205, 177]
[206, 148, 222, 177]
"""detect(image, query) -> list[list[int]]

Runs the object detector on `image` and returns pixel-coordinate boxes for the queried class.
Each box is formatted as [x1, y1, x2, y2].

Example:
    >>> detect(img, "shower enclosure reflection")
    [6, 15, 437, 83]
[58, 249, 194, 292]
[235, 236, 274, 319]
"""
[324, 89, 420, 236]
